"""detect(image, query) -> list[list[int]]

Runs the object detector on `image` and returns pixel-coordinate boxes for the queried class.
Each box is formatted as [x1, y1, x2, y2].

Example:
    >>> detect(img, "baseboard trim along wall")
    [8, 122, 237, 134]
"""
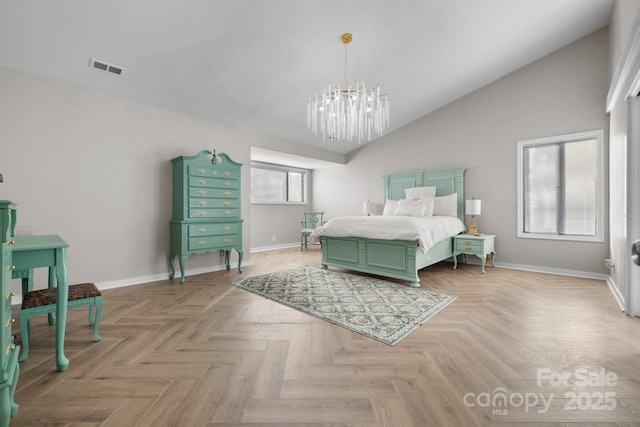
[11, 258, 612, 306]
[96, 260, 254, 291]
[251, 242, 299, 252]
[10, 260, 254, 305]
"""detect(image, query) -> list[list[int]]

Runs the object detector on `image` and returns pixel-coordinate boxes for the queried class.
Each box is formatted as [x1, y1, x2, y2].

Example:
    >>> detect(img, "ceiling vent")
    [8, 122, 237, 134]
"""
[89, 58, 125, 76]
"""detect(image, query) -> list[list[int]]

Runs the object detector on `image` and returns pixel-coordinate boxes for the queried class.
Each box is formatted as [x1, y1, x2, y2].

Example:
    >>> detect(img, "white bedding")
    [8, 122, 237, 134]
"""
[310, 215, 466, 253]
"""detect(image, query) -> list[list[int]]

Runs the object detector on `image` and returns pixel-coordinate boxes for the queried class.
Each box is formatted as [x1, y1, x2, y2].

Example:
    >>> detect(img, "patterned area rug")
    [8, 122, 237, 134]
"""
[230, 266, 456, 345]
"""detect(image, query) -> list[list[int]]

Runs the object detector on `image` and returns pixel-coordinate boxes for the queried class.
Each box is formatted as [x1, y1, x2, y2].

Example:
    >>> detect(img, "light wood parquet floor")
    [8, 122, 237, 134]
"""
[9, 247, 640, 426]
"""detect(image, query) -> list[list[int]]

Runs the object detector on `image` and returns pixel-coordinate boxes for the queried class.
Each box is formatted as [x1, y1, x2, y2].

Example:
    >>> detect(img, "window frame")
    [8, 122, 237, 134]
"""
[250, 161, 309, 205]
[516, 129, 604, 243]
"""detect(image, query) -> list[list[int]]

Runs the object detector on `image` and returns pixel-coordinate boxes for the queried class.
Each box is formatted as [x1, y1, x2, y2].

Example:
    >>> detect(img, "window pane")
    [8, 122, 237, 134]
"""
[251, 167, 287, 203]
[524, 144, 559, 234]
[518, 130, 602, 242]
[563, 139, 597, 236]
[288, 171, 304, 202]
[251, 162, 308, 204]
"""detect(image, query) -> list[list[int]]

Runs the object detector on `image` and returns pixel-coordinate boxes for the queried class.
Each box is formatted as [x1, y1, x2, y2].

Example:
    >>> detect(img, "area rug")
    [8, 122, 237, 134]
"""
[229, 266, 456, 345]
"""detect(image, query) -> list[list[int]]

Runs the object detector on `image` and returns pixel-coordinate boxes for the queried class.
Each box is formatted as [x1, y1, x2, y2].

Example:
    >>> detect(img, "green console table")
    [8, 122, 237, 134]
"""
[12, 235, 70, 372]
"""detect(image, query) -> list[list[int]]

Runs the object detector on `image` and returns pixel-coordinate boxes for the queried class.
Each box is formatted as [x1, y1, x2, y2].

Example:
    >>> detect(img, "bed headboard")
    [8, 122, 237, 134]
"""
[383, 166, 466, 220]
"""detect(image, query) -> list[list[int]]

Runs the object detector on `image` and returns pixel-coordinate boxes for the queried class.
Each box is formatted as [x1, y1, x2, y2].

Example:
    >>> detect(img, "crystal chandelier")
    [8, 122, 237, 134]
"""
[307, 33, 390, 143]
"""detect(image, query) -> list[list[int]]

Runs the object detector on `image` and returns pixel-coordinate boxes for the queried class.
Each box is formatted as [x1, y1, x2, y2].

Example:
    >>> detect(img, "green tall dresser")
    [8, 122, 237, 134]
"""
[169, 151, 244, 284]
[0, 201, 19, 426]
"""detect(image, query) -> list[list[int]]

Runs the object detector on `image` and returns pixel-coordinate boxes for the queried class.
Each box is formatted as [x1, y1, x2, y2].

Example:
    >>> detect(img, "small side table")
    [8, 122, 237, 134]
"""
[453, 234, 496, 273]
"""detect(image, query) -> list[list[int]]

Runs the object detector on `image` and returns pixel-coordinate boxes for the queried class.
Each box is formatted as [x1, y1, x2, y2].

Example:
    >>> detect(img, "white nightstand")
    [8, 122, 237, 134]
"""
[452, 234, 496, 273]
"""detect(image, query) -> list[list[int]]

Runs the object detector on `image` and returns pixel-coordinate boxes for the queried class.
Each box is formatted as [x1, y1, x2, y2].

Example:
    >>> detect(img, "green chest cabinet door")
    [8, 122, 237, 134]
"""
[0, 201, 19, 426]
[169, 151, 244, 284]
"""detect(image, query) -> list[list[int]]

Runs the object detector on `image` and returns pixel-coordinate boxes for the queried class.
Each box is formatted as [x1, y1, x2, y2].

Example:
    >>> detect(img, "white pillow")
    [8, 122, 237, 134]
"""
[433, 193, 458, 217]
[382, 199, 399, 216]
[405, 186, 436, 199]
[394, 205, 426, 217]
[397, 196, 435, 216]
[398, 197, 423, 207]
[420, 197, 435, 216]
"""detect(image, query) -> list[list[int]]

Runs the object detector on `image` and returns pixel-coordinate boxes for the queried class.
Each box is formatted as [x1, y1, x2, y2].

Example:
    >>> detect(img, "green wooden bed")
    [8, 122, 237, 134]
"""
[318, 166, 465, 287]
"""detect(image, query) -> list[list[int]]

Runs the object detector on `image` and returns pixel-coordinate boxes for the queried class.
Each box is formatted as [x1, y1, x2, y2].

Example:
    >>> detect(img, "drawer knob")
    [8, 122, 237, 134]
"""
[6, 240, 15, 246]
[224, 210, 231, 216]
[5, 318, 14, 327]
[5, 344, 15, 356]
[464, 241, 472, 245]
[198, 241, 206, 246]
[224, 191, 231, 197]
[6, 265, 15, 272]
[6, 292, 14, 299]
[465, 247, 473, 251]
[224, 181, 231, 187]
[198, 227, 206, 233]
[224, 201, 231, 206]
[198, 200, 206, 206]
[224, 227, 231, 232]
[198, 169, 206, 175]
[198, 190, 206, 195]
[199, 179, 206, 185]
[224, 172, 231, 177]
[224, 239, 231, 244]
[198, 211, 206, 216]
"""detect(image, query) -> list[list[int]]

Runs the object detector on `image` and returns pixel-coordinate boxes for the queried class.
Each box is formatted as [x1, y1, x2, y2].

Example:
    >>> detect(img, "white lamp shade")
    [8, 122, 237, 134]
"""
[465, 199, 481, 216]
[363, 201, 375, 215]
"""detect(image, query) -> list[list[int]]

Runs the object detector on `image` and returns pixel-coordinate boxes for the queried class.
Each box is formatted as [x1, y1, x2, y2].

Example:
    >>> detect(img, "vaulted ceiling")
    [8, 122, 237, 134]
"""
[0, 0, 613, 154]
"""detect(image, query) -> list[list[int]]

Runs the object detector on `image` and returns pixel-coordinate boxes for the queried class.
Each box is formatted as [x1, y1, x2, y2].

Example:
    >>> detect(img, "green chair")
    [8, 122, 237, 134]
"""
[300, 212, 325, 251]
[19, 282, 102, 363]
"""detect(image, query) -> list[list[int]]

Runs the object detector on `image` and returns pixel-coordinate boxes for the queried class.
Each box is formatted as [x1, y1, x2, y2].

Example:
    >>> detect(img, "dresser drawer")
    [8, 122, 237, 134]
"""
[455, 239, 483, 252]
[189, 208, 239, 219]
[189, 176, 238, 190]
[188, 165, 239, 180]
[188, 187, 239, 199]
[189, 235, 240, 250]
[188, 223, 240, 237]
[188, 198, 238, 209]
[1, 280, 14, 359]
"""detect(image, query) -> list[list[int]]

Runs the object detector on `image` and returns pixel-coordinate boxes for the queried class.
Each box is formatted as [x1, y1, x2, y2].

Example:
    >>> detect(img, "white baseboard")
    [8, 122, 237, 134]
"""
[605, 275, 626, 312]
[10, 260, 254, 304]
[490, 261, 609, 281]
[12, 257, 612, 305]
[251, 242, 299, 252]
[97, 260, 253, 291]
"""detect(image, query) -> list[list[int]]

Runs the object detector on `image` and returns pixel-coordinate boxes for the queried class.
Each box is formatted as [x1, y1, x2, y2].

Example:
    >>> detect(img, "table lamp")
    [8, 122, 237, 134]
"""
[465, 198, 482, 235]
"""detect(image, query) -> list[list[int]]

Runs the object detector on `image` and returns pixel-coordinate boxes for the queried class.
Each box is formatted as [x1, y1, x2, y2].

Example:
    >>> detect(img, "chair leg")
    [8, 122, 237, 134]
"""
[88, 303, 95, 326]
[18, 314, 30, 363]
[92, 297, 102, 342]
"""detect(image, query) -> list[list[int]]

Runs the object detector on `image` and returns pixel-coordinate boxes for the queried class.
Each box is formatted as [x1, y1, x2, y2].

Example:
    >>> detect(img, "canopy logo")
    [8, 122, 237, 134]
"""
[463, 367, 618, 416]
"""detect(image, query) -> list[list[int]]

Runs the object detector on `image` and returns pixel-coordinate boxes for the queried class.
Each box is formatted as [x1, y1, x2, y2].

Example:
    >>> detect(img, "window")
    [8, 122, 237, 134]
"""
[251, 162, 308, 204]
[517, 129, 604, 242]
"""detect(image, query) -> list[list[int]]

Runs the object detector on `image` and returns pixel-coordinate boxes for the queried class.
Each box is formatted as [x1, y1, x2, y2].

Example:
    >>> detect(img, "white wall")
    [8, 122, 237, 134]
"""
[0, 66, 335, 291]
[0, 25, 614, 293]
[314, 28, 610, 276]
[607, 0, 640, 308]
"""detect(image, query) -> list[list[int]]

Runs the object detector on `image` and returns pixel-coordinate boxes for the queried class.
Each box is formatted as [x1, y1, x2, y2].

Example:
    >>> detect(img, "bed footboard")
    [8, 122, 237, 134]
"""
[319, 236, 454, 287]
[319, 237, 429, 287]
